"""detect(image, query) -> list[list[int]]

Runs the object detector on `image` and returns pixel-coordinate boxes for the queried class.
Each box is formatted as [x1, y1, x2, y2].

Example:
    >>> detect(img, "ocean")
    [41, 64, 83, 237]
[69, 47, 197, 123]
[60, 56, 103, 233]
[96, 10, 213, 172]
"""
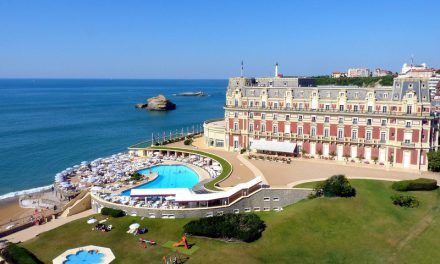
[0, 79, 227, 197]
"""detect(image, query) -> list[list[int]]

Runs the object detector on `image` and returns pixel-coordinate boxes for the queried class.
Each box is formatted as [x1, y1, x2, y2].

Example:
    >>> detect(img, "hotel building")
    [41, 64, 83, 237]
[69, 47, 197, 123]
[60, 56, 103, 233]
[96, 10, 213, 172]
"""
[204, 70, 440, 171]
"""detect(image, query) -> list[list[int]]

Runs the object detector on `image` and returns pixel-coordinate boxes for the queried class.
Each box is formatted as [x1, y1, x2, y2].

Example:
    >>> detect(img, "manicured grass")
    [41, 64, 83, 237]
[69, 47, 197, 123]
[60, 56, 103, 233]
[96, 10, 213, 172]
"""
[148, 146, 232, 191]
[294, 181, 323, 188]
[22, 180, 440, 263]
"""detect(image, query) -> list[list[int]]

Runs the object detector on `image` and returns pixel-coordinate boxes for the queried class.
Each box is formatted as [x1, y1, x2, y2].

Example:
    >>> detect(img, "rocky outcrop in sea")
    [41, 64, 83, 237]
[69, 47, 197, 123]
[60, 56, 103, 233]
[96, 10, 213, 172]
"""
[135, 95, 176, 111]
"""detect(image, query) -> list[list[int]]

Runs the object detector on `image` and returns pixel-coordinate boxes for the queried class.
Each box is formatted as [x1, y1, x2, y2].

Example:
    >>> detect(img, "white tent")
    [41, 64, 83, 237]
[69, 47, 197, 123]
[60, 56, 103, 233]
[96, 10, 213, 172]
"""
[250, 139, 296, 153]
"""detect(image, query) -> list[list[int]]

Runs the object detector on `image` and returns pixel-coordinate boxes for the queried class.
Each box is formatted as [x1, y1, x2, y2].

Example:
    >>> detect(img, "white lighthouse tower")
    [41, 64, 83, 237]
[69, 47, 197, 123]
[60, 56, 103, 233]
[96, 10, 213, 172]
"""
[275, 62, 279, 77]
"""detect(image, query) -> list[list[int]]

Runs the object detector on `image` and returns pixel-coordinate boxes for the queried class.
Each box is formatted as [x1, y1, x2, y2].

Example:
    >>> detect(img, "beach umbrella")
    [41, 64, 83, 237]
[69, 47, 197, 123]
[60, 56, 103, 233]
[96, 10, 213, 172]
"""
[129, 223, 140, 229]
[212, 165, 222, 171]
[87, 218, 97, 224]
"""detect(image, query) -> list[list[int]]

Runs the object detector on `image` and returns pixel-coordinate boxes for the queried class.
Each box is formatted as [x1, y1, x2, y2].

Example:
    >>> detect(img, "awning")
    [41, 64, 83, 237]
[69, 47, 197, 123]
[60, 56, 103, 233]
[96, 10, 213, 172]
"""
[250, 139, 296, 153]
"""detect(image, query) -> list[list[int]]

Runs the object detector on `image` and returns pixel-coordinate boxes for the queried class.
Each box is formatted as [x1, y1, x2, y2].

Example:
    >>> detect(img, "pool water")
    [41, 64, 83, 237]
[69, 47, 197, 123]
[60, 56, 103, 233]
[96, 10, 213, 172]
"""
[122, 165, 199, 196]
[64, 250, 104, 264]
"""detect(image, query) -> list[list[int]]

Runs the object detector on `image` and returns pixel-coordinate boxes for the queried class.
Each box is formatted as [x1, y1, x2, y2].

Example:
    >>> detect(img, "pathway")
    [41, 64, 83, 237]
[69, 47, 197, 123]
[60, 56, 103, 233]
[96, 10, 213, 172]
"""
[4, 209, 94, 243]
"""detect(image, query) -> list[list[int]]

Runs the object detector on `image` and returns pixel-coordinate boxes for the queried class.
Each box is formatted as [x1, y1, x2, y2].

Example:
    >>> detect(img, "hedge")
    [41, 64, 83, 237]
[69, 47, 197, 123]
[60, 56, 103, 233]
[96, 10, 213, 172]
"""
[1, 243, 43, 264]
[183, 213, 266, 242]
[391, 178, 438, 192]
[101, 207, 126, 217]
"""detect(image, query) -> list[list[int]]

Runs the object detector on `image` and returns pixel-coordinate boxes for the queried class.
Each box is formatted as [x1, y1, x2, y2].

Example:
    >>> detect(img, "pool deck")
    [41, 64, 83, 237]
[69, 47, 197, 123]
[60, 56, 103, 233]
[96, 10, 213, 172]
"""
[52, 245, 115, 264]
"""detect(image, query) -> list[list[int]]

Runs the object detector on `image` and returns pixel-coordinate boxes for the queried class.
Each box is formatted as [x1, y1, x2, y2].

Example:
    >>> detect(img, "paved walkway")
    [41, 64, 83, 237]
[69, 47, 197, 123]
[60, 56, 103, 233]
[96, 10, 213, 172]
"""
[4, 209, 94, 243]
[236, 154, 268, 184]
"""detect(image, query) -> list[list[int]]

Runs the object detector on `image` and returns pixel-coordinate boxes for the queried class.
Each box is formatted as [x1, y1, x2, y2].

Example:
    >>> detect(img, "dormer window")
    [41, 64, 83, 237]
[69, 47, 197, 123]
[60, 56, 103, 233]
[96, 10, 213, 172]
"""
[283, 82, 287, 87]
[408, 93, 413, 98]
[355, 92, 359, 99]
[340, 92, 344, 97]
[409, 84, 413, 88]
[383, 93, 388, 99]
[327, 92, 331, 98]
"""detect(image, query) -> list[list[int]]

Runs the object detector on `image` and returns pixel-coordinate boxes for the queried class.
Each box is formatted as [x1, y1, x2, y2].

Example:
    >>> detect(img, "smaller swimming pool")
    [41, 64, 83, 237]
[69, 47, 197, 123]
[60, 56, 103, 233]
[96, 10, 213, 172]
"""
[63, 250, 104, 264]
[121, 165, 199, 196]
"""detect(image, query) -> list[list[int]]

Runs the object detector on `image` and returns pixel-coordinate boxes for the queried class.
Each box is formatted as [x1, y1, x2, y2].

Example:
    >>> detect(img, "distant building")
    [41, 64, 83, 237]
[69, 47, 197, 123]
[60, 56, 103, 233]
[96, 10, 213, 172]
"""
[429, 75, 440, 96]
[332, 72, 347, 78]
[347, 68, 371, 77]
[401, 62, 435, 78]
[373, 68, 393, 77]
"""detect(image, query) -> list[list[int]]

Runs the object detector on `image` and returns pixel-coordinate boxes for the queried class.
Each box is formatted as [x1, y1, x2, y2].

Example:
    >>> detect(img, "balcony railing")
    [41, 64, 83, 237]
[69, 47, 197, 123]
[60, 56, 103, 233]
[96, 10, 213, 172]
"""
[225, 105, 433, 118]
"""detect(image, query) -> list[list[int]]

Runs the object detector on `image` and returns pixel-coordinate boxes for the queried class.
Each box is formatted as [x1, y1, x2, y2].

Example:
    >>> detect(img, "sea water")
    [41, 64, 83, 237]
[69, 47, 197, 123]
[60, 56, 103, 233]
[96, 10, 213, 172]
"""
[0, 79, 226, 196]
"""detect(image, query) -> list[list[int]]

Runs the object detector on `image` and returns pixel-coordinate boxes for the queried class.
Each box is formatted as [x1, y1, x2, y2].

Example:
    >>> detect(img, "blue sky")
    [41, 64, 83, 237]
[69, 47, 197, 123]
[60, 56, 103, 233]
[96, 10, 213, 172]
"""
[0, 0, 439, 78]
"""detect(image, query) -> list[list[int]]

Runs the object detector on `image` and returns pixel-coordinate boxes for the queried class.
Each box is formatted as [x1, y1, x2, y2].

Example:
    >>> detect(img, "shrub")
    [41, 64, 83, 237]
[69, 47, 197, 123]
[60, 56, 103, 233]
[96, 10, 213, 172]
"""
[101, 207, 125, 218]
[391, 194, 419, 208]
[427, 150, 440, 172]
[314, 175, 356, 197]
[183, 213, 265, 242]
[184, 138, 193, 145]
[1, 243, 43, 264]
[240, 148, 246, 154]
[130, 172, 142, 181]
[391, 178, 438, 192]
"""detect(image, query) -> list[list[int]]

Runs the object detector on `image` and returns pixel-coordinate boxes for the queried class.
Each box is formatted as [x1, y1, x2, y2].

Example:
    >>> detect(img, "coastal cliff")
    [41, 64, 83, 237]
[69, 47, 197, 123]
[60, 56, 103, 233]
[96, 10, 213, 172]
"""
[135, 95, 176, 111]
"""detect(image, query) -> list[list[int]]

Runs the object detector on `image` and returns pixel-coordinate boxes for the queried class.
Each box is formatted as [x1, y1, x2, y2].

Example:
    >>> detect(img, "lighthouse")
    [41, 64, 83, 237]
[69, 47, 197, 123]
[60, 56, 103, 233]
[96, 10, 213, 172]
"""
[275, 62, 279, 77]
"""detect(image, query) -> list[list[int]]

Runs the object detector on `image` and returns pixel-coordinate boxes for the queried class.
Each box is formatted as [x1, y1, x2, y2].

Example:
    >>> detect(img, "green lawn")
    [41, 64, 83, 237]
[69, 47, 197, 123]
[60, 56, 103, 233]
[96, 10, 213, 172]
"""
[148, 146, 233, 191]
[22, 180, 440, 263]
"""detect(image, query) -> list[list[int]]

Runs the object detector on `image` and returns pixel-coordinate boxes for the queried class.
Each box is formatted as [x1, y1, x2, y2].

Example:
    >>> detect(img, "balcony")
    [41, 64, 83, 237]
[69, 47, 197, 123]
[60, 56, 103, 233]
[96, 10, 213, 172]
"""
[224, 105, 433, 118]
[401, 142, 416, 147]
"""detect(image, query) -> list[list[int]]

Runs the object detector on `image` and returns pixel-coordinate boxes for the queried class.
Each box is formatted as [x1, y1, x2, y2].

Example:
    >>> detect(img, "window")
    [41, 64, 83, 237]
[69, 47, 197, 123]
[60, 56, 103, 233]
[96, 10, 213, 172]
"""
[253, 207, 261, 212]
[367, 118, 372, 126]
[353, 117, 358, 125]
[273, 114, 277, 120]
[367, 106, 373, 112]
[325, 116, 330, 123]
[298, 115, 303, 121]
[355, 92, 359, 99]
[249, 123, 254, 132]
[406, 105, 412, 114]
[286, 102, 291, 108]
[311, 116, 316, 122]
[382, 106, 387, 113]
[261, 123, 266, 132]
[381, 119, 387, 126]
[351, 130, 358, 140]
[311, 127, 316, 137]
[233, 209, 240, 214]
[324, 128, 329, 138]
[353, 105, 359, 112]
[274, 102, 278, 108]
[244, 208, 251, 213]
[249, 112, 254, 118]
[262, 113, 266, 120]
[285, 114, 290, 121]
[366, 131, 372, 140]
[299, 103, 304, 110]
[217, 211, 224, 216]
[234, 112, 238, 118]
[298, 127, 303, 135]
[340, 92, 344, 97]
[339, 105, 345, 111]
[338, 129, 344, 139]
[262, 101, 266, 108]
[234, 99, 238, 107]
[406, 121, 411, 128]
[325, 104, 330, 110]
[380, 132, 386, 142]
[234, 122, 238, 131]
[249, 101, 254, 107]
[384, 93, 388, 99]
[273, 125, 278, 134]
[338, 117, 344, 124]
[263, 197, 270, 202]
[273, 197, 280, 201]
[263, 207, 270, 211]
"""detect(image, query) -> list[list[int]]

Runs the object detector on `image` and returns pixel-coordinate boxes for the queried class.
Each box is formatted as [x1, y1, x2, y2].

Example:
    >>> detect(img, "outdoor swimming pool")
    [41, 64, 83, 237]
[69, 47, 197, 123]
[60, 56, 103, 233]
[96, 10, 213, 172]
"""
[121, 165, 199, 196]
[63, 250, 104, 264]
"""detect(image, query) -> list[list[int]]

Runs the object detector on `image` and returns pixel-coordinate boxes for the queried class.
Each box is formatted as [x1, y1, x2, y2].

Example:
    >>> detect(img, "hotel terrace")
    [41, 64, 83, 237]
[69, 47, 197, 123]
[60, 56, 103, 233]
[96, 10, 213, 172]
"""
[204, 68, 440, 171]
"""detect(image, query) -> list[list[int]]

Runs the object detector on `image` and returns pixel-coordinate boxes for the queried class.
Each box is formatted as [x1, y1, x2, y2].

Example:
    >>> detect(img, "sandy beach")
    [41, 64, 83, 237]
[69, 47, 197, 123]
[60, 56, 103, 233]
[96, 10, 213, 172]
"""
[0, 197, 34, 227]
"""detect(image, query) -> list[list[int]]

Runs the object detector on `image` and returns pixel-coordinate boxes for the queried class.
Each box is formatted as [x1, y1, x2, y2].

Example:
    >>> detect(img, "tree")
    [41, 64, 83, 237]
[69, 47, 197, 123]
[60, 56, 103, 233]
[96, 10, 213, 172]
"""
[427, 150, 440, 172]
